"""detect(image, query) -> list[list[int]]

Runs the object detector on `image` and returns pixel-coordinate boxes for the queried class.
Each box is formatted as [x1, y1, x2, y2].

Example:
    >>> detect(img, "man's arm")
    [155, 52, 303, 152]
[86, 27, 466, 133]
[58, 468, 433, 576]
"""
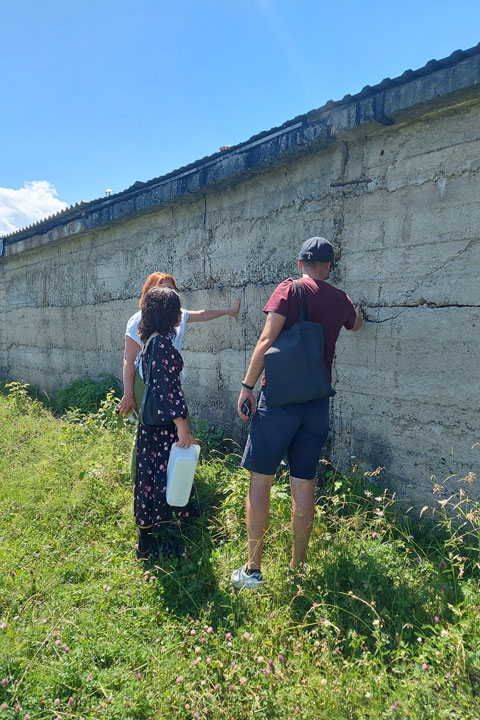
[237, 312, 286, 420]
[186, 297, 240, 323]
[351, 305, 363, 331]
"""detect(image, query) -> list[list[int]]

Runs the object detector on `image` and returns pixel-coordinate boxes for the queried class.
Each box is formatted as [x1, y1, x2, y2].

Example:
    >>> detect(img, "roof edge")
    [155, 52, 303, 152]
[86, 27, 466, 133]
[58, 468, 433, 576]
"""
[3, 42, 480, 253]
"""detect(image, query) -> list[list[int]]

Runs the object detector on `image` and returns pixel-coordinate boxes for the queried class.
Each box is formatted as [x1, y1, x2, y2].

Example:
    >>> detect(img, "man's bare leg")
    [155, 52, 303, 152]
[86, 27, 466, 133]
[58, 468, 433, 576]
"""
[246, 472, 274, 570]
[290, 476, 315, 569]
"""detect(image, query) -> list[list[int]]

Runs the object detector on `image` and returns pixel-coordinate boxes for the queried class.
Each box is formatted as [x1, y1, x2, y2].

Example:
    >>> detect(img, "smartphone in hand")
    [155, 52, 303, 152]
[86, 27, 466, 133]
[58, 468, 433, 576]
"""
[241, 399, 252, 418]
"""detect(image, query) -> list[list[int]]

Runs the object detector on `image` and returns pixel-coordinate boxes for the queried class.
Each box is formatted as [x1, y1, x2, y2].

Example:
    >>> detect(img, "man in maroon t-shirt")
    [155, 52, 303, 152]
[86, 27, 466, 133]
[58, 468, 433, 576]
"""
[231, 237, 362, 590]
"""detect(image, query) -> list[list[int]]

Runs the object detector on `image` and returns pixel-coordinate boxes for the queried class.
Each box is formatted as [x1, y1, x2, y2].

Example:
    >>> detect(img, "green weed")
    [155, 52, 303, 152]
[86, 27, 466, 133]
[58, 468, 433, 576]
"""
[0, 392, 479, 719]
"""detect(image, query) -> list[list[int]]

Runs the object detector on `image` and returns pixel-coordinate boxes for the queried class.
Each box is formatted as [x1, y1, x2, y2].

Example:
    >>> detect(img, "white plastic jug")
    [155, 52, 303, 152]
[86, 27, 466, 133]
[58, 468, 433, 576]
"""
[166, 442, 201, 506]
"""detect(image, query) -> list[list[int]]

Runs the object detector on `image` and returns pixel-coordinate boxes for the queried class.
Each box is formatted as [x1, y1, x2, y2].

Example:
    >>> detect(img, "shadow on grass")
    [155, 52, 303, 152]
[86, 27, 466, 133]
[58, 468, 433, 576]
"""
[286, 534, 462, 658]
[138, 484, 234, 620]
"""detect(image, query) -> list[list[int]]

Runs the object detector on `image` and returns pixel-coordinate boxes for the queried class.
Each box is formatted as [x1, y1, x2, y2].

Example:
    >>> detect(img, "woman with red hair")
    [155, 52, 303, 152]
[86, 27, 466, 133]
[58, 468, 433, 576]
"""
[118, 271, 240, 416]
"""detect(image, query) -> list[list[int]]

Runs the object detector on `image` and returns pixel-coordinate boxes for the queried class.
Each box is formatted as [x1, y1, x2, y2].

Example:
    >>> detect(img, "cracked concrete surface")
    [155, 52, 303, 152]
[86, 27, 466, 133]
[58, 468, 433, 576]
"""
[1, 96, 480, 508]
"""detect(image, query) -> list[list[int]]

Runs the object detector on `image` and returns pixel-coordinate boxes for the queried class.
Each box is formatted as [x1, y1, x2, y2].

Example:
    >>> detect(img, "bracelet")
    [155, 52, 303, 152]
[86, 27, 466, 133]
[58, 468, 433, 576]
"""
[241, 381, 254, 391]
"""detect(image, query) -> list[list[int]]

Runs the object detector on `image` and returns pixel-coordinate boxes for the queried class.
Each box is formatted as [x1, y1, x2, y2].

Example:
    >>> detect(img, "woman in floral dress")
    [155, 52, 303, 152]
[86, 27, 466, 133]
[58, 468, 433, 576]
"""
[135, 286, 195, 559]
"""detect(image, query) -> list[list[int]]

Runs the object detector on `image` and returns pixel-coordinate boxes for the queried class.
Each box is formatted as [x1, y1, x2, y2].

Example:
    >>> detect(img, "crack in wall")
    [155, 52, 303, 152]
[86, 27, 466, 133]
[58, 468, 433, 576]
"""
[363, 301, 480, 323]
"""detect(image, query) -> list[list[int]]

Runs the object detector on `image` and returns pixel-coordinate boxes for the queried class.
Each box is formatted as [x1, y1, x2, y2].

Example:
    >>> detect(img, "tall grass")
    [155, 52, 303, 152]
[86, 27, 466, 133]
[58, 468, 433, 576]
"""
[0, 383, 479, 719]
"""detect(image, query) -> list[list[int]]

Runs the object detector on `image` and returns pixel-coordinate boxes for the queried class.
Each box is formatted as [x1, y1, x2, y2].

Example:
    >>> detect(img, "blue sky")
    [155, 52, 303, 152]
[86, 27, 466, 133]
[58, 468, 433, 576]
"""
[1, 0, 480, 233]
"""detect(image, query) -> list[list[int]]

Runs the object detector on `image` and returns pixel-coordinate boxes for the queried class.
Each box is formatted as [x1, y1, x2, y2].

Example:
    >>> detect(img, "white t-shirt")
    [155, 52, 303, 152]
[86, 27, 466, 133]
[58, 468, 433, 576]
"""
[125, 308, 189, 384]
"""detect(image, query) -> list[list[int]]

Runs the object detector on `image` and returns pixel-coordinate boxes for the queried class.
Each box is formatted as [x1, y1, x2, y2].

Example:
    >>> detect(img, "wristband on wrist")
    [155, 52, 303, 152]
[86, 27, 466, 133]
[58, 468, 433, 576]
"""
[241, 381, 254, 391]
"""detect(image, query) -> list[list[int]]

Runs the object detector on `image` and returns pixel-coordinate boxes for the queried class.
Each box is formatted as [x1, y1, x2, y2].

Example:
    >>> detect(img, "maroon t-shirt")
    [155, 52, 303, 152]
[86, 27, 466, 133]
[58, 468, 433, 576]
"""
[263, 277, 357, 382]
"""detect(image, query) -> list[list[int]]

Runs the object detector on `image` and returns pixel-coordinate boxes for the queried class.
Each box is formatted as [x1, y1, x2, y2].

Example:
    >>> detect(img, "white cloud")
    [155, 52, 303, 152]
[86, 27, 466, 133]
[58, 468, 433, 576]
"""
[0, 181, 68, 236]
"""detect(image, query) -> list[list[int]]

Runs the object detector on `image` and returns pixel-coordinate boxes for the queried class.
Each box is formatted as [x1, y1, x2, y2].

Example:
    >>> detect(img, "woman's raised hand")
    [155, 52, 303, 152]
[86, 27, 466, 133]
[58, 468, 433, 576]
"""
[230, 297, 241, 320]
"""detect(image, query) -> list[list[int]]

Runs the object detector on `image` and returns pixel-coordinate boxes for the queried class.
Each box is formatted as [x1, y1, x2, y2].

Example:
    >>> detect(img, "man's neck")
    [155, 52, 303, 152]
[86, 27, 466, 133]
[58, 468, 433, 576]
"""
[301, 272, 328, 282]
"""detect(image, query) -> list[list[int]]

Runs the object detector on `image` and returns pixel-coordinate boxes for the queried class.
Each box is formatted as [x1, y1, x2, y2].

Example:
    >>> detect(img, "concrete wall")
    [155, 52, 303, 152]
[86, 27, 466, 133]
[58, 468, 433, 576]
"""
[1, 96, 479, 507]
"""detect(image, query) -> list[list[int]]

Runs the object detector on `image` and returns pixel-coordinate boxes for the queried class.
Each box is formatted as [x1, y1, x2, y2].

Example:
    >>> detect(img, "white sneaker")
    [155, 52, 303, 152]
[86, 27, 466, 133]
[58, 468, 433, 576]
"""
[231, 564, 265, 590]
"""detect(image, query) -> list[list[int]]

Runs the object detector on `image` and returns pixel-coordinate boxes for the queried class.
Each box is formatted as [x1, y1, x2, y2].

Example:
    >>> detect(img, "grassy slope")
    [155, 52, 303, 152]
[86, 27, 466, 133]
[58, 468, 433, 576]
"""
[0, 388, 479, 719]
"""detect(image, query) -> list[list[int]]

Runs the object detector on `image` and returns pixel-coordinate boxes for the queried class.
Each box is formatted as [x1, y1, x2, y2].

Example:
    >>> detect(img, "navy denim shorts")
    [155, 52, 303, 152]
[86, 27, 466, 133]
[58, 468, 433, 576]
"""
[241, 388, 330, 480]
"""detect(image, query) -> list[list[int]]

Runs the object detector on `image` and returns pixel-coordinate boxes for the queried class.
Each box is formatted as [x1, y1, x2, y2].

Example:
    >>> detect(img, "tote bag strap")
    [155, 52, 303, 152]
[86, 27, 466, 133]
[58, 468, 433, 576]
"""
[293, 280, 310, 322]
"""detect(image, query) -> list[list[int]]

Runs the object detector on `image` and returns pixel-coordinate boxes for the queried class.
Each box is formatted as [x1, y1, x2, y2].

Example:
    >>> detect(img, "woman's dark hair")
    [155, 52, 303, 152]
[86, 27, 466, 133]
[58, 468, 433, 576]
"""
[138, 287, 181, 343]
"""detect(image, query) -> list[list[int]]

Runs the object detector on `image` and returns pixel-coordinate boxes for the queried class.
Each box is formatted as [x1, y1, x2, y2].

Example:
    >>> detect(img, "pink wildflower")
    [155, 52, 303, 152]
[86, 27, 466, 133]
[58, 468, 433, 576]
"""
[176, 676, 184, 683]
[269, 612, 276, 619]
[0, 623, 6, 631]
[68, 697, 75, 705]
[242, 632, 251, 641]
[207, 626, 213, 634]
[225, 632, 232, 640]
[54, 699, 60, 706]
[239, 676, 247, 685]
[434, 616, 440, 623]
[190, 629, 197, 636]
[421, 663, 428, 671]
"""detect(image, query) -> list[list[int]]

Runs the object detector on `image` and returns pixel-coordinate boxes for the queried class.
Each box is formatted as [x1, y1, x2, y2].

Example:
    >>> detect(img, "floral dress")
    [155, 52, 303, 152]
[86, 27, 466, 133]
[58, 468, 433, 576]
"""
[134, 333, 187, 529]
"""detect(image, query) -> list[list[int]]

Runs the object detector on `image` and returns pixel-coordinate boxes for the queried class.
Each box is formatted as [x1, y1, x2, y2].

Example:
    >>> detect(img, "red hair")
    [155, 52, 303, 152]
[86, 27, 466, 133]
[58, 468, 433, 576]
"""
[139, 272, 178, 307]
